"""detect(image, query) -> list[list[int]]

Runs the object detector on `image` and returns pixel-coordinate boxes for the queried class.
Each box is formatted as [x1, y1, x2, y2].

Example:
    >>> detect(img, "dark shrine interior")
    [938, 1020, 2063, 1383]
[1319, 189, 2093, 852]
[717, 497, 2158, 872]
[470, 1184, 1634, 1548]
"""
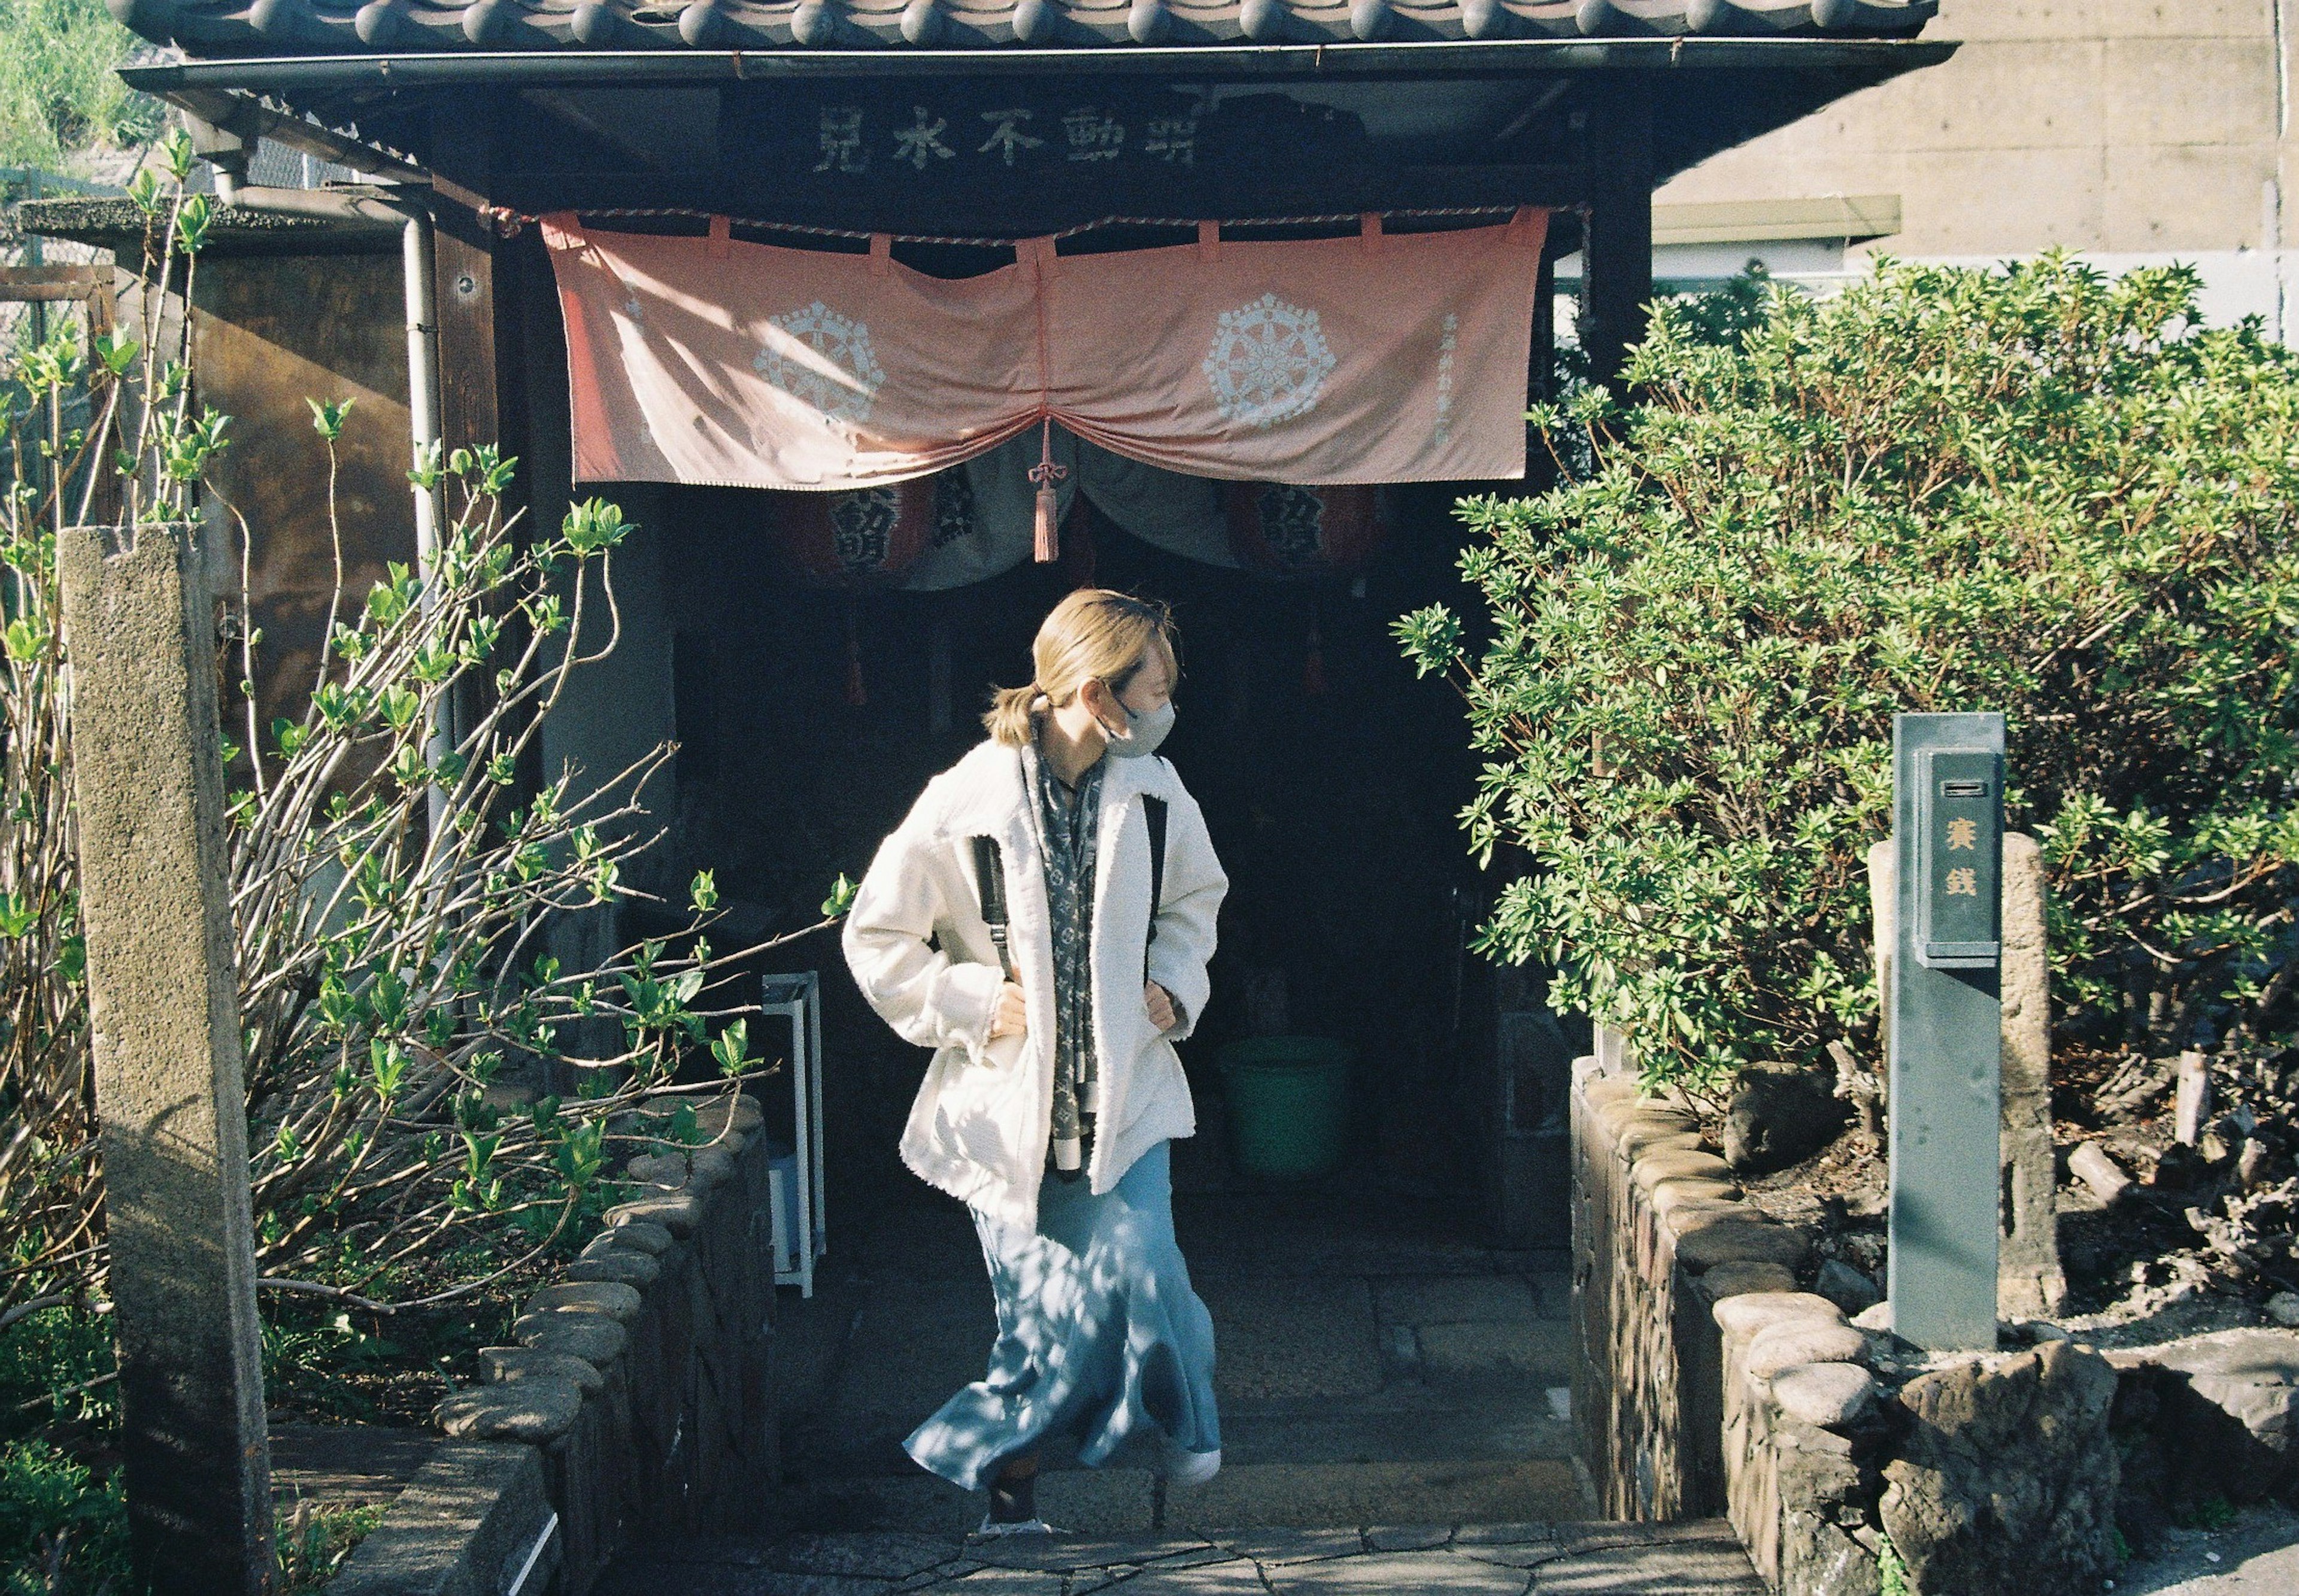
[653, 472, 1543, 1242]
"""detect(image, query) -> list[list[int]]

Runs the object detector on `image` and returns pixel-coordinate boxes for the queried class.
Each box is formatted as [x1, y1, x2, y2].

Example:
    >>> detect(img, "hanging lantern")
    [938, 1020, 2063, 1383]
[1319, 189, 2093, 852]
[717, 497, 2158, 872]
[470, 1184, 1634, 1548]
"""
[772, 478, 944, 586]
[1223, 482, 1390, 576]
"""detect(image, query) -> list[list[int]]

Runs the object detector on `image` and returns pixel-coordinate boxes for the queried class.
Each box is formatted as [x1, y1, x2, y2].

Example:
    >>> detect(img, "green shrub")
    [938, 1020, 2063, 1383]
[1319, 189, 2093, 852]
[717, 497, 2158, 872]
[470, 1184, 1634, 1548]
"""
[1400, 256, 2299, 1099]
[0, 0, 161, 171]
[0, 1440, 130, 1596]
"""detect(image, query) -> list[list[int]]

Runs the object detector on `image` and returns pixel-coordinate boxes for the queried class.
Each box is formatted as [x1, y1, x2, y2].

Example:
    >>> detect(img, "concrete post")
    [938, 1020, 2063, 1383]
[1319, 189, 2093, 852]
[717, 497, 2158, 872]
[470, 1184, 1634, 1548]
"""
[57, 523, 274, 1594]
[1998, 833, 2066, 1316]
[1870, 830, 2063, 1324]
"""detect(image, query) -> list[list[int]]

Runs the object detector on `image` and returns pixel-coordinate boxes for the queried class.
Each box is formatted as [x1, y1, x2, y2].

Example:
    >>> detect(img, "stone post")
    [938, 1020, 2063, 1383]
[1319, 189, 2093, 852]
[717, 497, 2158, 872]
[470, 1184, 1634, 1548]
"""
[1998, 833, 2065, 1316]
[1869, 832, 2063, 1323]
[57, 523, 274, 1594]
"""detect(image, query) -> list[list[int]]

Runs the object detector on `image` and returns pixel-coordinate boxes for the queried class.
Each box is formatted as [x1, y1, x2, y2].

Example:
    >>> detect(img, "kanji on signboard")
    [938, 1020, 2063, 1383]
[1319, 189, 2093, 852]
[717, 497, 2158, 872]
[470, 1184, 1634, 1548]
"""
[1063, 107, 1126, 162]
[893, 108, 955, 172]
[1945, 867, 1980, 897]
[1945, 817, 1979, 850]
[978, 108, 1045, 166]
[1143, 116, 1197, 165]
[815, 107, 868, 174]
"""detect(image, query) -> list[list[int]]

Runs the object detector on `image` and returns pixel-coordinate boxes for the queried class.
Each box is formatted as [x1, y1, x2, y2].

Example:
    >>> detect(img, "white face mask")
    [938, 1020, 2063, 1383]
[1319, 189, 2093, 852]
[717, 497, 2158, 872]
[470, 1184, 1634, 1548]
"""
[1103, 699, 1175, 759]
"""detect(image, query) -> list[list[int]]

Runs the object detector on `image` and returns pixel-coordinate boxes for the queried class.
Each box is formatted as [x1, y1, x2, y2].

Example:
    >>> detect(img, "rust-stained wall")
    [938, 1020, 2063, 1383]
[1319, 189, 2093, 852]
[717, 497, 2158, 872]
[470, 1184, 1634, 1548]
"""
[193, 253, 414, 728]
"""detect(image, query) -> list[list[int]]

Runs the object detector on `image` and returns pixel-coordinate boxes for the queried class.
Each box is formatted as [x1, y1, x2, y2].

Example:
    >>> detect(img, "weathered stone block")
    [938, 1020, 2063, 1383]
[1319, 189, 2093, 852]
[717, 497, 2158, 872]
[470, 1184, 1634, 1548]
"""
[1881, 1340, 2120, 1596]
[563, 1251, 661, 1289]
[597, 1218, 673, 1256]
[2113, 1327, 2299, 1503]
[480, 1346, 605, 1394]
[1770, 1364, 1877, 1430]
[1745, 1322, 1869, 1382]
[525, 1281, 644, 1322]
[1675, 1218, 1812, 1275]
[607, 1193, 705, 1237]
[1713, 1293, 1843, 1341]
[1724, 1063, 1846, 1176]
[513, 1312, 628, 1366]
[436, 1377, 583, 1443]
[1699, 1262, 1799, 1303]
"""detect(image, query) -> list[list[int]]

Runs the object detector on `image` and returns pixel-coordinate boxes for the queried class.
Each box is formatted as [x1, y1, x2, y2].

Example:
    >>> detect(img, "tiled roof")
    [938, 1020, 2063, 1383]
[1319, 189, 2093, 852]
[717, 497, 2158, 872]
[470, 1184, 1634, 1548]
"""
[110, 0, 1933, 56]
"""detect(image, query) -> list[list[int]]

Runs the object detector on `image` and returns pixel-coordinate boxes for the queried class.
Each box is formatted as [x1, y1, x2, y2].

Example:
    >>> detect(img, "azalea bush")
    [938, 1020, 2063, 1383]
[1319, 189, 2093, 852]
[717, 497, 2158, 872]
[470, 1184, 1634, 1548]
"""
[1400, 256, 2299, 1100]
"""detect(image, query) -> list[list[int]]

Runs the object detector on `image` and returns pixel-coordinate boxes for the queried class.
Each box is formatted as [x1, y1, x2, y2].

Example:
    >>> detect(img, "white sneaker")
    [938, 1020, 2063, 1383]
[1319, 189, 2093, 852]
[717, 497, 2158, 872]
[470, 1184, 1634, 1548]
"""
[1160, 1441, 1221, 1487]
[973, 1514, 1061, 1537]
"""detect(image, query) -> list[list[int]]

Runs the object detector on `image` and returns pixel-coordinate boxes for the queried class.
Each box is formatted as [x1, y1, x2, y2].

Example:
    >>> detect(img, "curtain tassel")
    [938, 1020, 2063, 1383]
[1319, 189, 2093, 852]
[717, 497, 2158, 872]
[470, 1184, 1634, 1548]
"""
[1027, 417, 1067, 564]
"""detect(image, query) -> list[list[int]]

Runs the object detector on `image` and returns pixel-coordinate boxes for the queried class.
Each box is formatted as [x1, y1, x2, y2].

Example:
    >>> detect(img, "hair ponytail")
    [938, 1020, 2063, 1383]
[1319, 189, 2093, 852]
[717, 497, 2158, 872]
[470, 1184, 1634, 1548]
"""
[984, 683, 1044, 746]
[982, 590, 1178, 748]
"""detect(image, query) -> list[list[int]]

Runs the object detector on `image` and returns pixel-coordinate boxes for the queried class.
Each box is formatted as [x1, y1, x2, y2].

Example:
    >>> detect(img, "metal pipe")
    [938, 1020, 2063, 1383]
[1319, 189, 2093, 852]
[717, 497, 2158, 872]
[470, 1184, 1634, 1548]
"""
[196, 169, 450, 834]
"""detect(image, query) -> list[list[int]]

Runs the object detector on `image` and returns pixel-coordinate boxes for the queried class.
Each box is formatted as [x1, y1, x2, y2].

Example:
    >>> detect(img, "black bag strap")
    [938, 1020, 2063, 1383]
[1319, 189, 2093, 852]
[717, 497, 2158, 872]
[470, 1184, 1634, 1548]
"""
[969, 835, 1015, 981]
[1142, 794, 1167, 982]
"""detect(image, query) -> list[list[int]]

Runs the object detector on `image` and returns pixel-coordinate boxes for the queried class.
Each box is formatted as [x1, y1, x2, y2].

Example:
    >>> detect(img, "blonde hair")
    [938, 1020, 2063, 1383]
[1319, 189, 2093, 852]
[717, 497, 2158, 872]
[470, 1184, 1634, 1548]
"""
[985, 589, 1179, 747]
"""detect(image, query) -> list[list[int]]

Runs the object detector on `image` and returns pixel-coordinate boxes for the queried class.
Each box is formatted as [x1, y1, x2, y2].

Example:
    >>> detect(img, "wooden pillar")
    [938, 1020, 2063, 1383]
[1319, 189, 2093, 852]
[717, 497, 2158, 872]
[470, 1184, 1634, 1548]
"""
[1581, 79, 1655, 391]
[57, 521, 272, 1595]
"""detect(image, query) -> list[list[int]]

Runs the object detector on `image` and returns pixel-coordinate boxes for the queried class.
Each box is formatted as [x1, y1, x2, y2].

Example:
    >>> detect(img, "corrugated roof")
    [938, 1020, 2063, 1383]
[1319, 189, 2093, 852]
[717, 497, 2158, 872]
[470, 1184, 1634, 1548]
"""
[110, 0, 1932, 57]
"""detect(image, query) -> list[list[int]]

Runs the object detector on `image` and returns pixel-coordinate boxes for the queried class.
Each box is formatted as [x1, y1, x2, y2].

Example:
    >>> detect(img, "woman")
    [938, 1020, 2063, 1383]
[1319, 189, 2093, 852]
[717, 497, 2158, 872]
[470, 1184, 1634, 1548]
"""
[843, 589, 1227, 1534]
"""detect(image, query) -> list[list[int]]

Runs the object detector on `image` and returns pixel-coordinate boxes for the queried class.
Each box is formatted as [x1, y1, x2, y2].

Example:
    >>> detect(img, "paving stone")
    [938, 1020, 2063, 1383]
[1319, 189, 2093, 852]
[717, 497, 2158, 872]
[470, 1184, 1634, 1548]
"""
[1268, 1550, 1533, 1592]
[1451, 1522, 1564, 1549]
[1108, 1563, 1270, 1596]
[1419, 1319, 1576, 1378]
[772, 1531, 965, 1579]
[1206, 1276, 1382, 1401]
[970, 1534, 1210, 1573]
[939, 1570, 1068, 1594]
[1206, 1527, 1364, 1565]
[1528, 1538, 1763, 1592]
[1372, 1275, 1539, 1327]
[1364, 1523, 1454, 1551]
[1170, 1460, 1584, 1533]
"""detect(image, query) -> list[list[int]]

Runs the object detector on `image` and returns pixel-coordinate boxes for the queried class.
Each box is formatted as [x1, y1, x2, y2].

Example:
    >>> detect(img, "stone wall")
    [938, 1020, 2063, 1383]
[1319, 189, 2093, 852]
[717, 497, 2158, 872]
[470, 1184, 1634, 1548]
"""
[427, 1092, 777, 1594]
[1573, 1061, 2123, 1596]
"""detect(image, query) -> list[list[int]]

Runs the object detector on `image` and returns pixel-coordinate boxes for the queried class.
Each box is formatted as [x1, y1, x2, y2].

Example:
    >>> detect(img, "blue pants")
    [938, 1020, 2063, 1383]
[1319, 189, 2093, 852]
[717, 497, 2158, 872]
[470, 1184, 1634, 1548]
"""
[905, 1141, 1221, 1492]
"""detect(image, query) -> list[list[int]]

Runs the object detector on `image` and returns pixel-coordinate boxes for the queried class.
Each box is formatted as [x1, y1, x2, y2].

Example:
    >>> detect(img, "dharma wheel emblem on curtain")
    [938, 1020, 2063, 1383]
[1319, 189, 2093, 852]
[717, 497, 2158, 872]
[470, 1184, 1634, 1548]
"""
[1202, 294, 1337, 430]
[754, 301, 886, 423]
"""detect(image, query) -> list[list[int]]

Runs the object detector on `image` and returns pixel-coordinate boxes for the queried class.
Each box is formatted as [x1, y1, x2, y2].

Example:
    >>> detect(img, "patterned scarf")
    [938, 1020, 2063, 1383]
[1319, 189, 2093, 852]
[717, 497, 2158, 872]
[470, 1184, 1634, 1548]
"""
[1026, 741, 1103, 1180]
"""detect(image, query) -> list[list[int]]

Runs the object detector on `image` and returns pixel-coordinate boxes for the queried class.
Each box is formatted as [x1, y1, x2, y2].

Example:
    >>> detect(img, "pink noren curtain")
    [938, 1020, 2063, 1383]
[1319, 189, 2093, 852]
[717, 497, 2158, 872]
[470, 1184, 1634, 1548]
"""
[542, 208, 1546, 492]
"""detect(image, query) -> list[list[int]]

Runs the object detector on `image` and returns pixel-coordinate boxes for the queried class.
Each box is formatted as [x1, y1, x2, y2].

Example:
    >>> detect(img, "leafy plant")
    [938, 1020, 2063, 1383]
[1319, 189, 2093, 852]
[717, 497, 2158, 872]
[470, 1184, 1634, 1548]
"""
[0, 1440, 130, 1596]
[1877, 1528, 1911, 1596]
[0, 136, 844, 1321]
[1400, 255, 2299, 1098]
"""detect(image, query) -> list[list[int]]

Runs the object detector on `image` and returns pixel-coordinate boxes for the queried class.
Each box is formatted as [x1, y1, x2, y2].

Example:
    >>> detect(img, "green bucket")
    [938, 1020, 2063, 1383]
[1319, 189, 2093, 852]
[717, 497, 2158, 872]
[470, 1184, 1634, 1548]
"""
[1216, 1036, 1357, 1182]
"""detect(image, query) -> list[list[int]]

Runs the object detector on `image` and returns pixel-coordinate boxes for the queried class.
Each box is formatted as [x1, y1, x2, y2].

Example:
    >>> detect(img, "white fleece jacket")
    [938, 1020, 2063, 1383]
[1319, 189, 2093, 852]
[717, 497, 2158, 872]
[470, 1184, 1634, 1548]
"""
[842, 738, 1227, 1233]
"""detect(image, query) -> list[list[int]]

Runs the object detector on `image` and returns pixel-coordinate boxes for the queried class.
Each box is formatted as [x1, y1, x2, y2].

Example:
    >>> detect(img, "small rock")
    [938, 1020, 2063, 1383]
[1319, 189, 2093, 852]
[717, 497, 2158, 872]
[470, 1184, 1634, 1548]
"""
[436, 1376, 583, 1443]
[1745, 1319, 1870, 1380]
[1852, 1300, 1894, 1333]
[1815, 1258, 1883, 1315]
[1723, 1061, 1848, 1175]
[2069, 1142, 2131, 1204]
[562, 1251, 660, 1289]
[1701, 1261, 1800, 1302]
[479, 1346, 605, 1393]
[1770, 1362, 1878, 1428]
[514, 1311, 628, 1366]
[524, 1280, 642, 1321]
[1714, 1291, 1845, 1341]
[590, 1221, 671, 1257]
[2267, 1292, 2299, 1328]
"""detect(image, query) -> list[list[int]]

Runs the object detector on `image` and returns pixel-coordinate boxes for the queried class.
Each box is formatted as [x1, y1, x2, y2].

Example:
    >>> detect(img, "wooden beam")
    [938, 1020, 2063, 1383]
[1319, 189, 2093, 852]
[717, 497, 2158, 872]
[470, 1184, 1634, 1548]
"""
[1579, 80, 1653, 393]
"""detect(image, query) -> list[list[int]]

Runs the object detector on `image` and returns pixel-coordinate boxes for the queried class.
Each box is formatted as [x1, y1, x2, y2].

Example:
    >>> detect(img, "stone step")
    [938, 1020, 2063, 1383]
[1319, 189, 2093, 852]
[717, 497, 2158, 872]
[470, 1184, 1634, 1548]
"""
[596, 1519, 1765, 1594]
[771, 1456, 1591, 1539]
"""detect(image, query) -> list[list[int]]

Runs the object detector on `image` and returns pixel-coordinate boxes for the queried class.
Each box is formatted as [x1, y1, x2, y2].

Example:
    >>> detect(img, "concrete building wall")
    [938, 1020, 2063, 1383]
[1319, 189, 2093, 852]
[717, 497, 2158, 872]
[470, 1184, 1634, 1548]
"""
[1649, 0, 2299, 330]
